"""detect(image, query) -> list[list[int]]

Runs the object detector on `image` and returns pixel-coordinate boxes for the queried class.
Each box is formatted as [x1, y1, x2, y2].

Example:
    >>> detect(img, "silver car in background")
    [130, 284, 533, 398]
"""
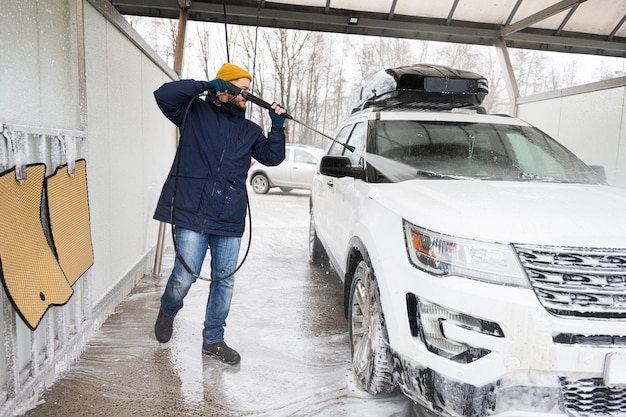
[248, 144, 323, 194]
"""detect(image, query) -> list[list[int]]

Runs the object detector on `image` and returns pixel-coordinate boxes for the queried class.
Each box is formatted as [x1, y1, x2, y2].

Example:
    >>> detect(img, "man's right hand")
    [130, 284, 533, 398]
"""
[206, 79, 229, 93]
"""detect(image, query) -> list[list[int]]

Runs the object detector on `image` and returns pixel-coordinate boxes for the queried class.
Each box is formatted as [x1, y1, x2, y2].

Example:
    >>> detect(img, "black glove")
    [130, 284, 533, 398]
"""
[270, 104, 287, 128]
[206, 79, 229, 93]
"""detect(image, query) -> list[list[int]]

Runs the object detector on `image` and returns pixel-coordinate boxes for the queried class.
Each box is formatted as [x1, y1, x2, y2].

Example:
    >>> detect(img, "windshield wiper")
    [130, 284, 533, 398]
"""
[415, 170, 471, 180]
[517, 172, 572, 183]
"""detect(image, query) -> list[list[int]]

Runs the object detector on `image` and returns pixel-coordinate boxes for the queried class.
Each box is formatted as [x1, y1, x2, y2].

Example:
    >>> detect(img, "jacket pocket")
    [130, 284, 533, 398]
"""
[218, 181, 246, 224]
[170, 170, 207, 213]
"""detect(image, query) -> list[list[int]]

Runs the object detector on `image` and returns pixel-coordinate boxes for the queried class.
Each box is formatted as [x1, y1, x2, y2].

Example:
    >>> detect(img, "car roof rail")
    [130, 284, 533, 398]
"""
[354, 102, 487, 115]
[450, 105, 487, 114]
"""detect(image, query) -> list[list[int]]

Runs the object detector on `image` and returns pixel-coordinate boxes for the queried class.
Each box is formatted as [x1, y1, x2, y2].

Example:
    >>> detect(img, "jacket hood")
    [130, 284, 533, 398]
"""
[369, 180, 626, 248]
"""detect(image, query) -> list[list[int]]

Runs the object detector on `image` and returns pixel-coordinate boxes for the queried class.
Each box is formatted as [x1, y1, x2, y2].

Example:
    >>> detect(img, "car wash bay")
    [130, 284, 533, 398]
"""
[23, 190, 433, 417]
[4, 1, 626, 416]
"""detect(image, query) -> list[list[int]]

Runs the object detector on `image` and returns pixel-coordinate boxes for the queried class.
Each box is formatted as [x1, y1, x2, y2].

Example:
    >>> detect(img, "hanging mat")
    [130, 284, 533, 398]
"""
[47, 159, 94, 286]
[0, 164, 73, 330]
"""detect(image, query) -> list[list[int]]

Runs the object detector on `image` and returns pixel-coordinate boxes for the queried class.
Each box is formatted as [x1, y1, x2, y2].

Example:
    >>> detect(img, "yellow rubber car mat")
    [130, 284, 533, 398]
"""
[47, 160, 94, 286]
[0, 164, 73, 330]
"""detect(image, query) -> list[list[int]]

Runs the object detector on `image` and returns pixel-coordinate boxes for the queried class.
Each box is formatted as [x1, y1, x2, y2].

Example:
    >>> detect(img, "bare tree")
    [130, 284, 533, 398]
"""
[261, 28, 312, 142]
[596, 59, 625, 80]
[233, 24, 268, 123]
[558, 58, 578, 88]
[476, 48, 508, 113]
[160, 19, 179, 68]
[126, 15, 622, 141]
[195, 24, 213, 80]
[434, 43, 481, 71]
[510, 48, 550, 96]
[349, 35, 420, 106]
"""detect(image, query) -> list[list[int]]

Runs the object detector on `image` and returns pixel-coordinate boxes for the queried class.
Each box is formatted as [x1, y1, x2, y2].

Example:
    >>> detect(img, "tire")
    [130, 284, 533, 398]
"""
[308, 209, 326, 264]
[348, 260, 396, 394]
[251, 173, 270, 194]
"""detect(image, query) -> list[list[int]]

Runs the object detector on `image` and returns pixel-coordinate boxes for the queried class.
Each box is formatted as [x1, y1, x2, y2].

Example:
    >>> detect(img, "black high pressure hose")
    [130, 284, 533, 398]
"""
[170, 83, 353, 282]
[170, 89, 252, 283]
[226, 82, 355, 153]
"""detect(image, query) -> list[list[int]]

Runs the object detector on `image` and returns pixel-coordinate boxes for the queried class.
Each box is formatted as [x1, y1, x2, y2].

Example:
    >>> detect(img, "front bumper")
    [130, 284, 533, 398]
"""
[374, 255, 626, 416]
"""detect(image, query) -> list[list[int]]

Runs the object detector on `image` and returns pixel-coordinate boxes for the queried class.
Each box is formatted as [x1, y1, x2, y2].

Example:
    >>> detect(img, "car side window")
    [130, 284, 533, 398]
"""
[284, 148, 292, 162]
[294, 149, 317, 164]
[328, 124, 354, 156]
[344, 122, 366, 167]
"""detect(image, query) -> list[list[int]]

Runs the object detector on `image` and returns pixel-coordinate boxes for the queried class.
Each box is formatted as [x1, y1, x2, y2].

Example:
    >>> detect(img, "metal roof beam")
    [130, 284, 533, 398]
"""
[500, 0, 586, 36]
[507, 30, 626, 55]
[555, 4, 578, 36]
[388, 0, 397, 21]
[446, 0, 460, 26]
[505, 0, 523, 26]
[608, 13, 626, 41]
[112, 0, 626, 57]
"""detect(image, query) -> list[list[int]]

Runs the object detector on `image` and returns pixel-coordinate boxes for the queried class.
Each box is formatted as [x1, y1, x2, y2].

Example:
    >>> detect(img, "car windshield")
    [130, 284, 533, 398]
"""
[371, 120, 605, 184]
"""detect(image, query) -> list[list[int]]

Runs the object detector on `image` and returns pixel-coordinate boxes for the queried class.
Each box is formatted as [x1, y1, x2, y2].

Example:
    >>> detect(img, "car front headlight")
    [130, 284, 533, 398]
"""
[403, 220, 529, 287]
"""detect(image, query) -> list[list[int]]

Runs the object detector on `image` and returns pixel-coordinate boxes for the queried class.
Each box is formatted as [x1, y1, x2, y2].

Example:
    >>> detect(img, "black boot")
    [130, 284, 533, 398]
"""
[154, 309, 174, 343]
[202, 341, 241, 365]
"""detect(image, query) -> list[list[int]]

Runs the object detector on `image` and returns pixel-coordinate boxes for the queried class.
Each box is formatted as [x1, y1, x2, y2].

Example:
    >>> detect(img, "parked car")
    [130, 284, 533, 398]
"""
[309, 64, 626, 416]
[248, 144, 323, 194]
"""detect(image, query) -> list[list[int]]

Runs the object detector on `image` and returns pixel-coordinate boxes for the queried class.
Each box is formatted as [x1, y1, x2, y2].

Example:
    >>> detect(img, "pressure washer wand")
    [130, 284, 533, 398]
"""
[226, 82, 355, 153]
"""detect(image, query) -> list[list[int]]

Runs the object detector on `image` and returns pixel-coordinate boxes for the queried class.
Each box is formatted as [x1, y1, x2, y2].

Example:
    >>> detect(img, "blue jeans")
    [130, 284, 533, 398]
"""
[160, 227, 241, 344]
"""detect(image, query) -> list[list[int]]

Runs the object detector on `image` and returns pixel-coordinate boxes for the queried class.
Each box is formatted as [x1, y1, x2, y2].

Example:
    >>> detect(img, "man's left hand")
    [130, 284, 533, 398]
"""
[270, 103, 287, 127]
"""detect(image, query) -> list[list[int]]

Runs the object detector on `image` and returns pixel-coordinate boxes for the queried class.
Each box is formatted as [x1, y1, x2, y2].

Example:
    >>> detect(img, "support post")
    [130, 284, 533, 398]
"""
[495, 39, 520, 117]
[153, 1, 189, 275]
[152, 222, 166, 276]
[173, 2, 190, 76]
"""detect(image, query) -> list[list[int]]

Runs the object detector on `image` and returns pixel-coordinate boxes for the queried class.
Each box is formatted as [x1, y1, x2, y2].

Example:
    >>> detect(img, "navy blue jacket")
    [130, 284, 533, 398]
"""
[153, 79, 285, 236]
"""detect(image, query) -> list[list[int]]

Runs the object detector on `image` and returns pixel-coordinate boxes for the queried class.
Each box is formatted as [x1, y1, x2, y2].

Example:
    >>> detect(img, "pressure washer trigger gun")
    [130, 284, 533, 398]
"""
[226, 81, 293, 120]
[225, 81, 242, 96]
[225, 81, 355, 153]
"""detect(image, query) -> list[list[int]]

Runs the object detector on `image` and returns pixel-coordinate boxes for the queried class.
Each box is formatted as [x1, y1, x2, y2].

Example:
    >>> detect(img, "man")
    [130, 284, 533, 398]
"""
[152, 63, 286, 365]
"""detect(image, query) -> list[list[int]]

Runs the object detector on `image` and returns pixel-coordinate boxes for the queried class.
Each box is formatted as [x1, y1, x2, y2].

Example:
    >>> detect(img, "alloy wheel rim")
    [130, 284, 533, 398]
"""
[253, 176, 267, 192]
[352, 278, 373, 380]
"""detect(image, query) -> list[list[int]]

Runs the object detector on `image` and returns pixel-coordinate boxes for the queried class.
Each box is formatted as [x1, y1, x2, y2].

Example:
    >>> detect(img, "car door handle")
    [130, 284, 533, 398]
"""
[326, 179, 334, 188]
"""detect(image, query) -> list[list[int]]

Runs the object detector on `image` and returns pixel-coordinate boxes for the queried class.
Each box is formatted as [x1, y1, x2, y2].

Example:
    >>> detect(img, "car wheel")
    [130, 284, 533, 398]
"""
[349, 260, 396, 394]
[251, 173, 270, 194]
[308, 209, 326, 264]
[279, 187, 292, 192]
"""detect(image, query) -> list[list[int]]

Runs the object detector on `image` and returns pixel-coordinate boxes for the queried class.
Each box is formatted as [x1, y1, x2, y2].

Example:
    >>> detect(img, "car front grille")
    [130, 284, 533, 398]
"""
[560, 377, 626, 415]
[514, 244, 626, 318]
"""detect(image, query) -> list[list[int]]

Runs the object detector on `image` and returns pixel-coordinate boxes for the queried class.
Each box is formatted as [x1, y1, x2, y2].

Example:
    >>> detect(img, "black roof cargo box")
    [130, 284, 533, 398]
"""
[354, 64, 488, 112]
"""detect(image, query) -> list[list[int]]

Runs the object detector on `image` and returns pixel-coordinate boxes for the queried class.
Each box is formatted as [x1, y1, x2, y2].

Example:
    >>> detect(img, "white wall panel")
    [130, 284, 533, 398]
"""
[518, 81, 626, 187]
[558, 90, 623, 177]
[0, 0, 176, 415]
[83, 0, 176, 306]
[0, 2, 80, 129]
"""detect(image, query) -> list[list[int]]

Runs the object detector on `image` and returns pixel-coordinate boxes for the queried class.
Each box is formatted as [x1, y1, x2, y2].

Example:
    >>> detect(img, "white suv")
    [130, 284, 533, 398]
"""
[309, 65, 626, 416]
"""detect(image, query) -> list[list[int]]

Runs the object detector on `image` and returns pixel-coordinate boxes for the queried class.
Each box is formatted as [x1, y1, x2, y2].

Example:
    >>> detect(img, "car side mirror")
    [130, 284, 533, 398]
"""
[320, 156, 364, 179]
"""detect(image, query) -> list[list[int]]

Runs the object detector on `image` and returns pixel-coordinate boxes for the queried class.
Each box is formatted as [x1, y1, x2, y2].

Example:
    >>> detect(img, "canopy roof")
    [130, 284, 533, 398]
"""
[112, 0, 626, 57]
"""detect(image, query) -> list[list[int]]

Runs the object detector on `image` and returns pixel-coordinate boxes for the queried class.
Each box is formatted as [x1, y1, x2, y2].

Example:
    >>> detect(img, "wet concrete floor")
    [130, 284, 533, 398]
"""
[23, 189, 430, 417]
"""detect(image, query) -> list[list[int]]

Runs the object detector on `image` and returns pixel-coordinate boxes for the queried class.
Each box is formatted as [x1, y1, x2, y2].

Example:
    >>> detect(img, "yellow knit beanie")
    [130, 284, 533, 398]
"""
[215, 63, 252, 81]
